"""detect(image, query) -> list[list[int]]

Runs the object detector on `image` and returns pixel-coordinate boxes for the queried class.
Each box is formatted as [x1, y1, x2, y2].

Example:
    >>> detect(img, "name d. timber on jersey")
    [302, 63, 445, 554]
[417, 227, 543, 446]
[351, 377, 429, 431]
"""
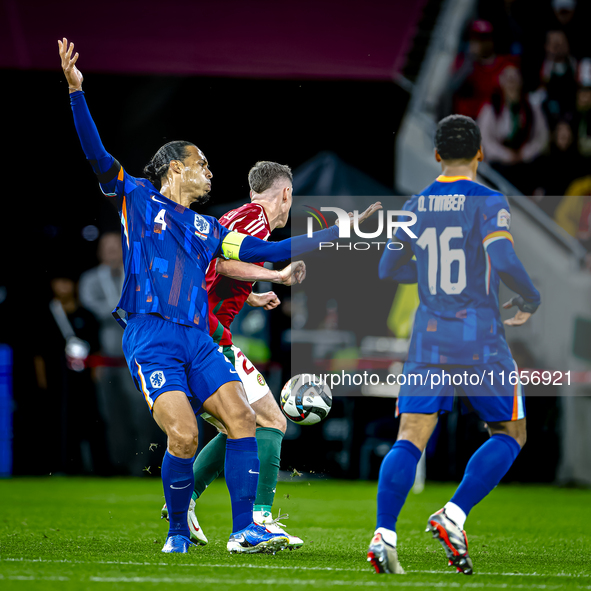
[418, 194, 466, 212]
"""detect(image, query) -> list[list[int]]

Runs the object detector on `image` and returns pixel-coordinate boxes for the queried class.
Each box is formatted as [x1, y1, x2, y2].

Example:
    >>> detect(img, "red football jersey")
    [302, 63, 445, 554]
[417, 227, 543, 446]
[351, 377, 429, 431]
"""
[206, 202, 271, 346]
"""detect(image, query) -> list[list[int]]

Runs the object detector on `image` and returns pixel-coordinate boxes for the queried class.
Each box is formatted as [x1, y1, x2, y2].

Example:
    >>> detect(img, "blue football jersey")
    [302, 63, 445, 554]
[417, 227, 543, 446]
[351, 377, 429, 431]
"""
[398, 175, 515, 365]
[99, 167, 230, 330]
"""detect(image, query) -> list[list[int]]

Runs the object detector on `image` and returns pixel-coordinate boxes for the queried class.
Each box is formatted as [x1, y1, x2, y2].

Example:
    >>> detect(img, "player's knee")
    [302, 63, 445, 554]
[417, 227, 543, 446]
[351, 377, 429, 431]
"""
[489, 420, 526, 448]
[167, 425, 199, 457]
[240, 404, 257, 430]
[263, 411, 286, 433]
[515, 428, 527, 449]
[489, 424, 527, 448]
[397, 412, 437, 451]
[275, 411, 287, 433]
[397, 433, 427, 452]
[256, 402, 287, 433]
[500, 430, 526, 449]
[225, 403, 256, 436]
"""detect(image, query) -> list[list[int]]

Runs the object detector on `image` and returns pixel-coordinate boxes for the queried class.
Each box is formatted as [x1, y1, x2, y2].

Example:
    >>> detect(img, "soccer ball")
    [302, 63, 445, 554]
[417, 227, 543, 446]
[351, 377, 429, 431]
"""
[280, 374, 332, 425]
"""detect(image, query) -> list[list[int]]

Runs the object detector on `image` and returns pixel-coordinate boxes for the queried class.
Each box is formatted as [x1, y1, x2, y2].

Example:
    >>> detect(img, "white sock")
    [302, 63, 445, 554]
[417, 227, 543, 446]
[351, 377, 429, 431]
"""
[375, 527, 397, 547]
[444, 502, 467, 530]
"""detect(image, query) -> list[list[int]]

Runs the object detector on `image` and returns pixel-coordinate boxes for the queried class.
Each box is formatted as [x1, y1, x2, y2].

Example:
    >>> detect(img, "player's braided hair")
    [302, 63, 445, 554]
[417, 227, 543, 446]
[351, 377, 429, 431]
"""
[143, 141, 196, 187]
[248, 161, 293, 194]
[435, 115, 482, 161]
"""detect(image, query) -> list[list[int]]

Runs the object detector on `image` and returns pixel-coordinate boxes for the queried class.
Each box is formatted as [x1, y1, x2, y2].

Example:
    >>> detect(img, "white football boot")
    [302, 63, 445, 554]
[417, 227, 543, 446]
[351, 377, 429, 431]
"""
[253, 509, 304, 550]
[367, 530, 405, 574]
[426, 508, 473, 575]
[161, 498, 208, 546]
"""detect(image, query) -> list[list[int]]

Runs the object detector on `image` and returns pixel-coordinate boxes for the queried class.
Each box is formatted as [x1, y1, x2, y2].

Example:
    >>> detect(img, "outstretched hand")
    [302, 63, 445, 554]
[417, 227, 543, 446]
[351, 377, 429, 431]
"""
[502, 298, 532, 326]
[58, 38, 83, 92]
[335, 201, 383, 229]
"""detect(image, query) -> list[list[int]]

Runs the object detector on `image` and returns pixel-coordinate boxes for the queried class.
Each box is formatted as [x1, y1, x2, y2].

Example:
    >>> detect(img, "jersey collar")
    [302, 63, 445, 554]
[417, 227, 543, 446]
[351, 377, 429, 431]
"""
[436, 175, 472, 183]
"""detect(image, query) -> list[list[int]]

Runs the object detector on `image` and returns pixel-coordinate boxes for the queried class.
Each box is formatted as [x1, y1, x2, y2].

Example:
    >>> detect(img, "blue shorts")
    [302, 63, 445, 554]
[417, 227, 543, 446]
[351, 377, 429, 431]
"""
[397, 358, 525, 423]
[122, 314, 240, 415]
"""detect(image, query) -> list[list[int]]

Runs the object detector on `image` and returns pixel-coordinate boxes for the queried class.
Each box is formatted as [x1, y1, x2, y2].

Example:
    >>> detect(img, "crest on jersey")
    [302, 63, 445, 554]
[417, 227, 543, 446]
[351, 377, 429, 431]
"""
[497, 208, 511, 229]
[257, 373, 266, 387]
[150, 371, 166, 389]
[194, 214, 210, 240]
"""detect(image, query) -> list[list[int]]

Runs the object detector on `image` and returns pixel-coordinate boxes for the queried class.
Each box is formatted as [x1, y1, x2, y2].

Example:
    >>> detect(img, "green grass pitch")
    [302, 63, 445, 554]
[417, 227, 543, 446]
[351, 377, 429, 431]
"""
[0, 477, 589, 590]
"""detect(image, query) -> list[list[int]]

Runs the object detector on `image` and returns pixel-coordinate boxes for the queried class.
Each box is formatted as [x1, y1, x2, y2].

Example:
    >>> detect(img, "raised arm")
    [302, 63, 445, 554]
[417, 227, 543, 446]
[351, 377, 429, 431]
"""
[59, 38, 121, 187]
[59, 38, 83, 95]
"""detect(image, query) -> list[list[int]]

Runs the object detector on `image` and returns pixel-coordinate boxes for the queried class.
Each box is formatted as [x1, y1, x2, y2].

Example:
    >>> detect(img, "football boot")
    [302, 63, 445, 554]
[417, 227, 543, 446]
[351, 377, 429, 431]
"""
[161, 534, 195, 553]
[426, 508, 473, 575]
[367, 531, 405, 574]
[161, 498, 208, 545]
[254, 509, 303, 550]
[227, 523, 289, 554]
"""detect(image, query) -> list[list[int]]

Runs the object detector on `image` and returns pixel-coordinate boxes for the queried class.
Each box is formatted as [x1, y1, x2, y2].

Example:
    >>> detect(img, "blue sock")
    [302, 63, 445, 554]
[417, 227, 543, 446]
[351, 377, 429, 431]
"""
[376, 440, 422, 532]
[450, 434, 521, 517]
[161, 450, 194, 539]
[225, 437, 259, 533]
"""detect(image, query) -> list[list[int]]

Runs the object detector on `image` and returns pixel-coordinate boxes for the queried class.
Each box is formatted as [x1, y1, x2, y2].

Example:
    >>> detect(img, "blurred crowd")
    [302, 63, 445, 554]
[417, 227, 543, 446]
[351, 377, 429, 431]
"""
[32, 233, 164, 476]
[440, 0, 591, 254]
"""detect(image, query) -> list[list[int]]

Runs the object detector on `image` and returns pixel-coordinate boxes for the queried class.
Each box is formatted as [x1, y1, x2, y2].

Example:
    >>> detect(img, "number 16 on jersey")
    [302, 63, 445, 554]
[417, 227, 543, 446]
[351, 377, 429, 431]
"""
[416, 226, 466, 295]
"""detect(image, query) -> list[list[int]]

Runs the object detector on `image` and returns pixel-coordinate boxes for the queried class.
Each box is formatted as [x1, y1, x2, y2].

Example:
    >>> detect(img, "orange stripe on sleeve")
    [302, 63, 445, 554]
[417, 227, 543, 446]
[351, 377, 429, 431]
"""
[482, 230, 514, 245]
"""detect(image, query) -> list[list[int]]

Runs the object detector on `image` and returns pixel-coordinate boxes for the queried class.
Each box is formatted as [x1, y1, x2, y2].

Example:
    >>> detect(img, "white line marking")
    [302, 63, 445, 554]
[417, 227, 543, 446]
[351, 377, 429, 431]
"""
[2, 573, 590, 589]
[2, 558, 589, 579]
[86, 577, 588, 589]
[0, 558, 353, 571]
[0, 575, 70, 581]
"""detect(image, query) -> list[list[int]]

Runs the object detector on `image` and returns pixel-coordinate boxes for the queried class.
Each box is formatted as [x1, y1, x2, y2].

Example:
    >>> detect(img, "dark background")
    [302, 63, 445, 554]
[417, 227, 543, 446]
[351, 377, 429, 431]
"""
[1, 0, 566, 483]
[1, 69, 408, 474]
